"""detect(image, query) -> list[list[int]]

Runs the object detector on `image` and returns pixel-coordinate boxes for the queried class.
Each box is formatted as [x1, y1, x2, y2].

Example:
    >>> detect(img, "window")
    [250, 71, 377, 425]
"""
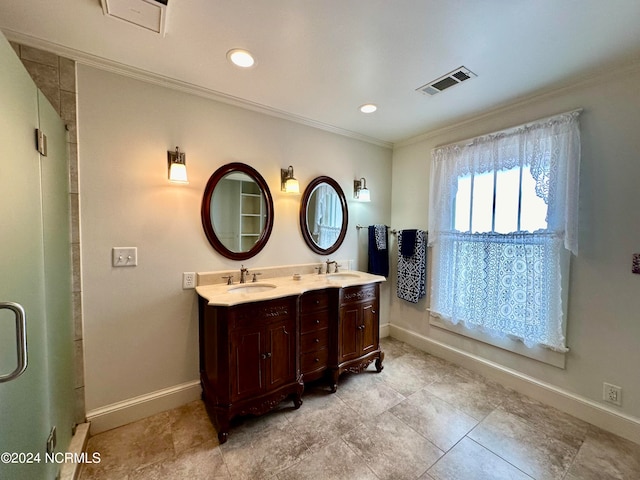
[428, 111, 581, 352]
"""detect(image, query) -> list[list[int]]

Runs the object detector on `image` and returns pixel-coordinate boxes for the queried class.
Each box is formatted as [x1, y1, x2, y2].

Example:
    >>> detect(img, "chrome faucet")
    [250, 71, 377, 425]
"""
[239, 265, 249, 284]
[325, 259, 336, 274]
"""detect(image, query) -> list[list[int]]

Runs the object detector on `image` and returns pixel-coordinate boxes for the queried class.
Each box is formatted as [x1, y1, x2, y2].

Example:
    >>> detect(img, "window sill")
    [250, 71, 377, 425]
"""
[428, 315, 566, 369]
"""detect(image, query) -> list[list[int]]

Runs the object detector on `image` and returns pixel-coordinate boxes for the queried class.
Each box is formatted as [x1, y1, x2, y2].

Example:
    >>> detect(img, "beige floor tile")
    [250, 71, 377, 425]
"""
[428, 437, 533, 480]
[469, 407, 579, 479]
[128, 441, 230, 480]
[79, 411, 174, 479]
[390, 388, 478, 451]
[219, 415, 308, 480]
[277, 439, 378, 480]
[565, 425, 640, 480]
[283, 387, 364, 450]
[343, 410, 443, 480]
[169, 400, 219, 453]
[77, 339, 640, 480]
[379, 336, 416, 361]
[335, 370, 405, 416]
[424, 369, 508, 420]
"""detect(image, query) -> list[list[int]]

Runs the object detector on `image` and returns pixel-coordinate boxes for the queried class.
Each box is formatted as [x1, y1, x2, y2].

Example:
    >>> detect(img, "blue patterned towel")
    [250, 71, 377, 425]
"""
[397, 229, 427, 303]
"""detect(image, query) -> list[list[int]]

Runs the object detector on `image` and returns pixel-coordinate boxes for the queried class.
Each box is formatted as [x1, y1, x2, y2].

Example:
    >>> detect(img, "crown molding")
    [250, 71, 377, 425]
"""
[3, 29, 393, 150]
[395, 57, 640, 148]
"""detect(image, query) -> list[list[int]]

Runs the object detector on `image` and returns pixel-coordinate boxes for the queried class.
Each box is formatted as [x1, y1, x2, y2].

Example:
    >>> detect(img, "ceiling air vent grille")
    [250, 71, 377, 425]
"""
[416, 66, 476, 96]
[101, 0, 168, 36]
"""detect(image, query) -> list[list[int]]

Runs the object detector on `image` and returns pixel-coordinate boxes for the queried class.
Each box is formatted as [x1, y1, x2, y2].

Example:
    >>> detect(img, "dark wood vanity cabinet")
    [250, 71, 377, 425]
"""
[330, 283, 384, 392]
[299, 290, 332, 382]
[198, 295, 303, 444]
[198, 281, 383, 442]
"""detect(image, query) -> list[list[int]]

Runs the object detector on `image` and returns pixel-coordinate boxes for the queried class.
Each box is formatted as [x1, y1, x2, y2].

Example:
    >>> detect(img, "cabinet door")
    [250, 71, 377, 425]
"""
[266, 318, 296, 389]
[339, 304, 360, 363]
[360, 302, 378, 356]
[229, 328, 263, 402]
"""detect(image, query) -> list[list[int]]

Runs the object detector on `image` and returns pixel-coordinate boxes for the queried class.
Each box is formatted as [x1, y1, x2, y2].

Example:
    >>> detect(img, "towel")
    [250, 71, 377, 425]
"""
[368, 225, 389, 277]
[400, 229, 418, 256]
[397, 229, 427, 303]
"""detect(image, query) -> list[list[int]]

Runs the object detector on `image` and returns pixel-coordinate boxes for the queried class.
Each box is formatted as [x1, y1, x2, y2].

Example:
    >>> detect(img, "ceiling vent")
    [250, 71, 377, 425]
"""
[101, 0, 168, 36]
[416, 66, 476, 96]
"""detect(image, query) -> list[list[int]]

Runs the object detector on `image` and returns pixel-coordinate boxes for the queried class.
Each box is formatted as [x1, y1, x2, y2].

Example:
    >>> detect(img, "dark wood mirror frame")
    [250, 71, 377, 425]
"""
[201, 162, 274, 260]
[299, 176, 348, 255]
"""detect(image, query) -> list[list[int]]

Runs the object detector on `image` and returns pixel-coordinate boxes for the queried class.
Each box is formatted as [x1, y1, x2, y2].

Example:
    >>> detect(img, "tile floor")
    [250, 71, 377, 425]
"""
[79, 338, 640, 480]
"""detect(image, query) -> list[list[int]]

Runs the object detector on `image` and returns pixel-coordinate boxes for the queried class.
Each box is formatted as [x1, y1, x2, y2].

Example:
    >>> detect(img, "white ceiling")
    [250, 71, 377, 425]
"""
[2, 0, 640, 145]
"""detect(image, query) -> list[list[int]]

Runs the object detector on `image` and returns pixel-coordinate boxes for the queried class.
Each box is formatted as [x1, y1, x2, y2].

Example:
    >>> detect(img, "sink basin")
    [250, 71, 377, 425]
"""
[326, 272, 361, 280]
[228, 283, 277, 294]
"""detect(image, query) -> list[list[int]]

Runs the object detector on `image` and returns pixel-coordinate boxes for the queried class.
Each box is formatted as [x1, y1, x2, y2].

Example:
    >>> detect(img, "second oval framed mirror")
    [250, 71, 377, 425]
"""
[300, 176, 348, 255]
[201, 162, 274, 260]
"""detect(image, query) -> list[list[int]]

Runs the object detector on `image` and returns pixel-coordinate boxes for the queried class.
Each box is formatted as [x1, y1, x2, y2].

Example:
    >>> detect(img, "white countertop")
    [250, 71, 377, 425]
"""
[196, 271, 385, 306]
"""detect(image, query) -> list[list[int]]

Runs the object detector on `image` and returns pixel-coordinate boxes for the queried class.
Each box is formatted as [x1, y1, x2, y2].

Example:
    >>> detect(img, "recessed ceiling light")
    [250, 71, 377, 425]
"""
[359, 104, 377, 113]
[227, 49, 255, 68]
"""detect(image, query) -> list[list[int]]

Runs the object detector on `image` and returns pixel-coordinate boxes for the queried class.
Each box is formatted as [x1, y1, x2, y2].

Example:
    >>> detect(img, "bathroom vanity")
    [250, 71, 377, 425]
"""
[197, 269, 384, 443]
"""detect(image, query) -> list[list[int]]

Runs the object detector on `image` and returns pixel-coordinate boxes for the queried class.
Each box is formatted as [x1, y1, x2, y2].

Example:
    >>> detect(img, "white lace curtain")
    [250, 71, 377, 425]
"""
[428, 111, 581, 351]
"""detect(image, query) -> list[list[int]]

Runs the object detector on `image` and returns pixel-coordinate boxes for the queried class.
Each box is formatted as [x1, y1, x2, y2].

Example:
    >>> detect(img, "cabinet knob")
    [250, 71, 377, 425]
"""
[315, 319, 320, 324]
[314, 338, 320, 343]
[261, 352, 272, 360]
[314, 358, 320, 363]
[372, 310, 376, 314]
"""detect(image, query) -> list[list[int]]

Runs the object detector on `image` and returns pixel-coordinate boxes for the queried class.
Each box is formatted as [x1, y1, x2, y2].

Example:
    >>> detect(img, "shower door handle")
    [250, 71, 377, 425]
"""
[0, 302, 28, 383]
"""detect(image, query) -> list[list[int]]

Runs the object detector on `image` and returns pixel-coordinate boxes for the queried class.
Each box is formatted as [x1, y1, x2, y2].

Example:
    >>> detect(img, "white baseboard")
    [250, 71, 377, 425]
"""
[380, 322, 390, 338]
[86, 380, 201, 435]
[389, 324, 640, 445]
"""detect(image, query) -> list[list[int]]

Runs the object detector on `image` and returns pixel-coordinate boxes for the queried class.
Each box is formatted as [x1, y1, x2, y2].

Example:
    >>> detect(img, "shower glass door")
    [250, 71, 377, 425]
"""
[0, 35, 70, 480]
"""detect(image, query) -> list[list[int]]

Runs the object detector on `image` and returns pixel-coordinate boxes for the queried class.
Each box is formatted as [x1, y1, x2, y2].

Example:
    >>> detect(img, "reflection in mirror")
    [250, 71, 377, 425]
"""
[202, 163, 273, 260]
[300, 176, 348, 255]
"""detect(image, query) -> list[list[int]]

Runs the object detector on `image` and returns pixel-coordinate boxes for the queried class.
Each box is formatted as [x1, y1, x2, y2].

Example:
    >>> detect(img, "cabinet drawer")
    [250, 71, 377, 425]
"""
[300, 310, 329, 333]
[301, 348, 329, 373]
[300, 328, 329, 353]
[229, 297, 296, 330]
[300, 290, 330, 313]
[341, 284, 378, 305]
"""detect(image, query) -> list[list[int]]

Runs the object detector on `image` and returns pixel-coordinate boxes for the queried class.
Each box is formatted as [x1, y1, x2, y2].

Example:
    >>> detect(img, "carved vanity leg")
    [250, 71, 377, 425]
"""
[329, 369, 339, 393]
[293, 394, 303, 409]
[375, 350, 385, 372]
[215, 414, 230, 445]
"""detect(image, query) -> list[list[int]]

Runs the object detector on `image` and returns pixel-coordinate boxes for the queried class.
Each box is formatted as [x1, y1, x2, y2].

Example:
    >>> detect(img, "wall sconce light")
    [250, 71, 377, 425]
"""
[354, 177, 370, 202]
[168, 146, 188, 184]
[280, 165, 300, 193]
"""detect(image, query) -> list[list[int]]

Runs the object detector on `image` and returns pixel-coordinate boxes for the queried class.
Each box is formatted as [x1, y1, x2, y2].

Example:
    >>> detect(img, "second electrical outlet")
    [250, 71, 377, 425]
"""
[183, 272, 196, 289]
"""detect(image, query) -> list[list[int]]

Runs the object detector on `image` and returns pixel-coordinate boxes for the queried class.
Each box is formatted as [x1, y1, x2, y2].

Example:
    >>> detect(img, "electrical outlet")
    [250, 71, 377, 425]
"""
[182, 272, 196, 289]
[603, 382, 622, 406]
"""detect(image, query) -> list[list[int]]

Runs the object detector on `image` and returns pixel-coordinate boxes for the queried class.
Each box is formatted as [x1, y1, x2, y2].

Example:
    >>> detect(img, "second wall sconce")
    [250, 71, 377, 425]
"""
[281, 165, 300, 193]
[168, 146, 189, 184]
[354, 177, 370, 202]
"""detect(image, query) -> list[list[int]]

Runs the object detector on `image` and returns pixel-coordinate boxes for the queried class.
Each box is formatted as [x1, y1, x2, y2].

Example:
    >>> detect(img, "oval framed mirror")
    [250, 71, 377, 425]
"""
[201, 162, 274, 260]
[299, 176, 348, 255]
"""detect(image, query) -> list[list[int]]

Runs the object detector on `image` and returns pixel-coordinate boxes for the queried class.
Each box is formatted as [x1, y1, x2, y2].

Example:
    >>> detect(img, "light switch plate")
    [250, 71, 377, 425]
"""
[112, 247, 138, 267]
[632, 253, 640, 274]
